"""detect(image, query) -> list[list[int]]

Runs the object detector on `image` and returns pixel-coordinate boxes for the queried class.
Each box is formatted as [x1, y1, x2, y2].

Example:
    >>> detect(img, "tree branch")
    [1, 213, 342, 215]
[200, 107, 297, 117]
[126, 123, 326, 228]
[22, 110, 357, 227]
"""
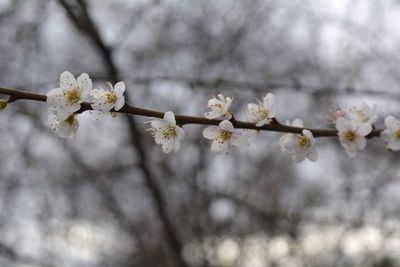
[0, 87, 383, 138]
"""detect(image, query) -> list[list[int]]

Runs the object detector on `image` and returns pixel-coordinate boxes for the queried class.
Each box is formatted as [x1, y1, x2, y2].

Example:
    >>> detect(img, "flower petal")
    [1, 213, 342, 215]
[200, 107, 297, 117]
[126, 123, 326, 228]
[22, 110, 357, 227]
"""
[203, 126, 220, 139]
[211, 140, 228, 153]
[60, 71, 77, 91]
[292, 118, 304, 128]
[114, 81, 126, 96]
[164, 111, 176, 125]
[114, 96, 125, 111]
[358, 123, 372, 136]
[230, 134, 246, 147]
[335, 117, 349, 132]
[219, 120, 234, 132]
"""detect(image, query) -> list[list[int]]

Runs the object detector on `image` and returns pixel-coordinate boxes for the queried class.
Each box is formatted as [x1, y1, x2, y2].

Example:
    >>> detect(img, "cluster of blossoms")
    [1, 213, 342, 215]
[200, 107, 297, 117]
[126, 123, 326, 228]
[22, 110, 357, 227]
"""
[44, 71, 400, 162]
[46, 71, 125, 138]
[328, 103, 400, 156]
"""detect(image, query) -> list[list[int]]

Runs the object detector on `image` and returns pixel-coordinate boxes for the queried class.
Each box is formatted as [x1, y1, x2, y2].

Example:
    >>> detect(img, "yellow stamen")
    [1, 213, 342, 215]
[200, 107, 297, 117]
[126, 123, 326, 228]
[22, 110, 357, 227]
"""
[105, 91, 118, 104]
[396, 129, 400, 140]
[257, 106, 268, 118]
[66, 89, 81, 104]
[345, 130, 357, 141]
[298, 136, 310, 149]
[163, 126, 177, 138]
[220, 130, 232, 142]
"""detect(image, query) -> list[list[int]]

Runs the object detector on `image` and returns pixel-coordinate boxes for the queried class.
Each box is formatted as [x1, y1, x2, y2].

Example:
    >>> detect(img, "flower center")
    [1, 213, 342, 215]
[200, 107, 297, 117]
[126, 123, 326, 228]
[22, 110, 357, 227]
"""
[345, 130, 357, 141]
[220, 130, 232, 142]
[257, 106, 269, 119]
[105, 91, 118, 104]
[163, 126, 177, 139]
[396, 128, 400, 140]
[66, 89, 81, 104]
[65, 114, 75, 126]
[298, 136, 310, 149]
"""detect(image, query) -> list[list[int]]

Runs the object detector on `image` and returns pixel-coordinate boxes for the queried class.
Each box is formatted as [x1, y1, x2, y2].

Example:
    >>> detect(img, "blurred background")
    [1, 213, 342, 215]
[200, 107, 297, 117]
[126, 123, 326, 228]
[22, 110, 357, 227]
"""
[0, 0, 400, 266]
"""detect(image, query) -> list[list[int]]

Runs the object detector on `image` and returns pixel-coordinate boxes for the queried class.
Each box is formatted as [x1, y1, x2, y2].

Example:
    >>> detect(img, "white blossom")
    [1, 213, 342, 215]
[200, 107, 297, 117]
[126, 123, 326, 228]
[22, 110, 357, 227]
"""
[147, 111, 185, 153]
[247, 93, 276, 126]
[348, 102, 378, 125]
[90, 81, 125, 112]
[47, 71, 92, 120]
[381, 116, 400, 151]
[279, 119, 317, 162]
[203, 120, 246, 153]
[336, 117, 372, 157]
[204, 94, 233, 120]
[48, 112, 79, 138]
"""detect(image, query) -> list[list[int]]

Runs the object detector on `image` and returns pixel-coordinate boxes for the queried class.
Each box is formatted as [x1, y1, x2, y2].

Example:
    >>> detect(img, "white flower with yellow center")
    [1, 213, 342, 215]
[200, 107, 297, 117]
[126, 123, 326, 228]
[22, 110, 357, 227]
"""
[203, 120, 246, 154]
[279, 119, 317, 162]
[90, 81, 125, 112]
[349, 102, 378, 125]
[48, 112, 79, 138]
[47, 71, 92, 120]
[381, 116, 400, 151]
[147, 111, 185, 153]
[247, 93, 276, 126]
[336, 117, 372, 157]
[204, 94, 233, 120]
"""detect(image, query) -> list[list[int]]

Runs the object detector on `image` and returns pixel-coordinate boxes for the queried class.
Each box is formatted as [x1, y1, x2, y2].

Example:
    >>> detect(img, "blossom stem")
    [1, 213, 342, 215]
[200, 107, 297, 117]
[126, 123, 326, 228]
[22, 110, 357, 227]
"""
[0, 87, 383, 138]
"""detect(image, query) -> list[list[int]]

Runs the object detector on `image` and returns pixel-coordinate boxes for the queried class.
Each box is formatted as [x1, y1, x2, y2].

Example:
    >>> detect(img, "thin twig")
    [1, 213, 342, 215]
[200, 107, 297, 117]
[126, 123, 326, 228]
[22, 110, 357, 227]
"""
[0, 87, 383, 138]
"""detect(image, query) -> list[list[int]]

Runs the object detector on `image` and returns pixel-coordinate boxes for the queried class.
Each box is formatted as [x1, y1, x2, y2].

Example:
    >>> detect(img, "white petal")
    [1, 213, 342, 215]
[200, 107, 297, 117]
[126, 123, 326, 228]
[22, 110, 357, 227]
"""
[335, 117, 350, 132]
[56, 118, 78, 138]
[292, 152, 306, 163]
[292, 118, 304, 128]
[225, 96, 233, 108]
[154, 132, 165, 145]
[176, 126, 185, 140]
[114, 81, 126, 96]
[264, 93, 276, 117]
[355, 137, 366, 150]
[150, 119, 166, 130]
[230, 134, 246, 147]
[90, 89, 104, 99]
[345, 148, 357, 158]
[384, 116, 397, 130]
[77, 73, 90, 88]
[60, 71, 77, 91]
[388, 140, 400, 151]
[162, 139, 175, 154]
[247, 103, 258, 114]
[211, 140, 228, 154]
[173, 139, 181, 152]
[219, 120, 234, 132]
[306, 148, 318, 161]
[164, 111, 176, 125]
[380, 130, 392, 142]
[47, 88, 65, 105]
[358, 123, 372, 136]
[203, 126, 220, 139]
[302, 129, 314, 140]
[204, 110, 221, 119]
[255, 118, 269, 127]
[56, 109, 72, 121]
[207, 98, 223, 109]
[114, 96, 125, 111]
